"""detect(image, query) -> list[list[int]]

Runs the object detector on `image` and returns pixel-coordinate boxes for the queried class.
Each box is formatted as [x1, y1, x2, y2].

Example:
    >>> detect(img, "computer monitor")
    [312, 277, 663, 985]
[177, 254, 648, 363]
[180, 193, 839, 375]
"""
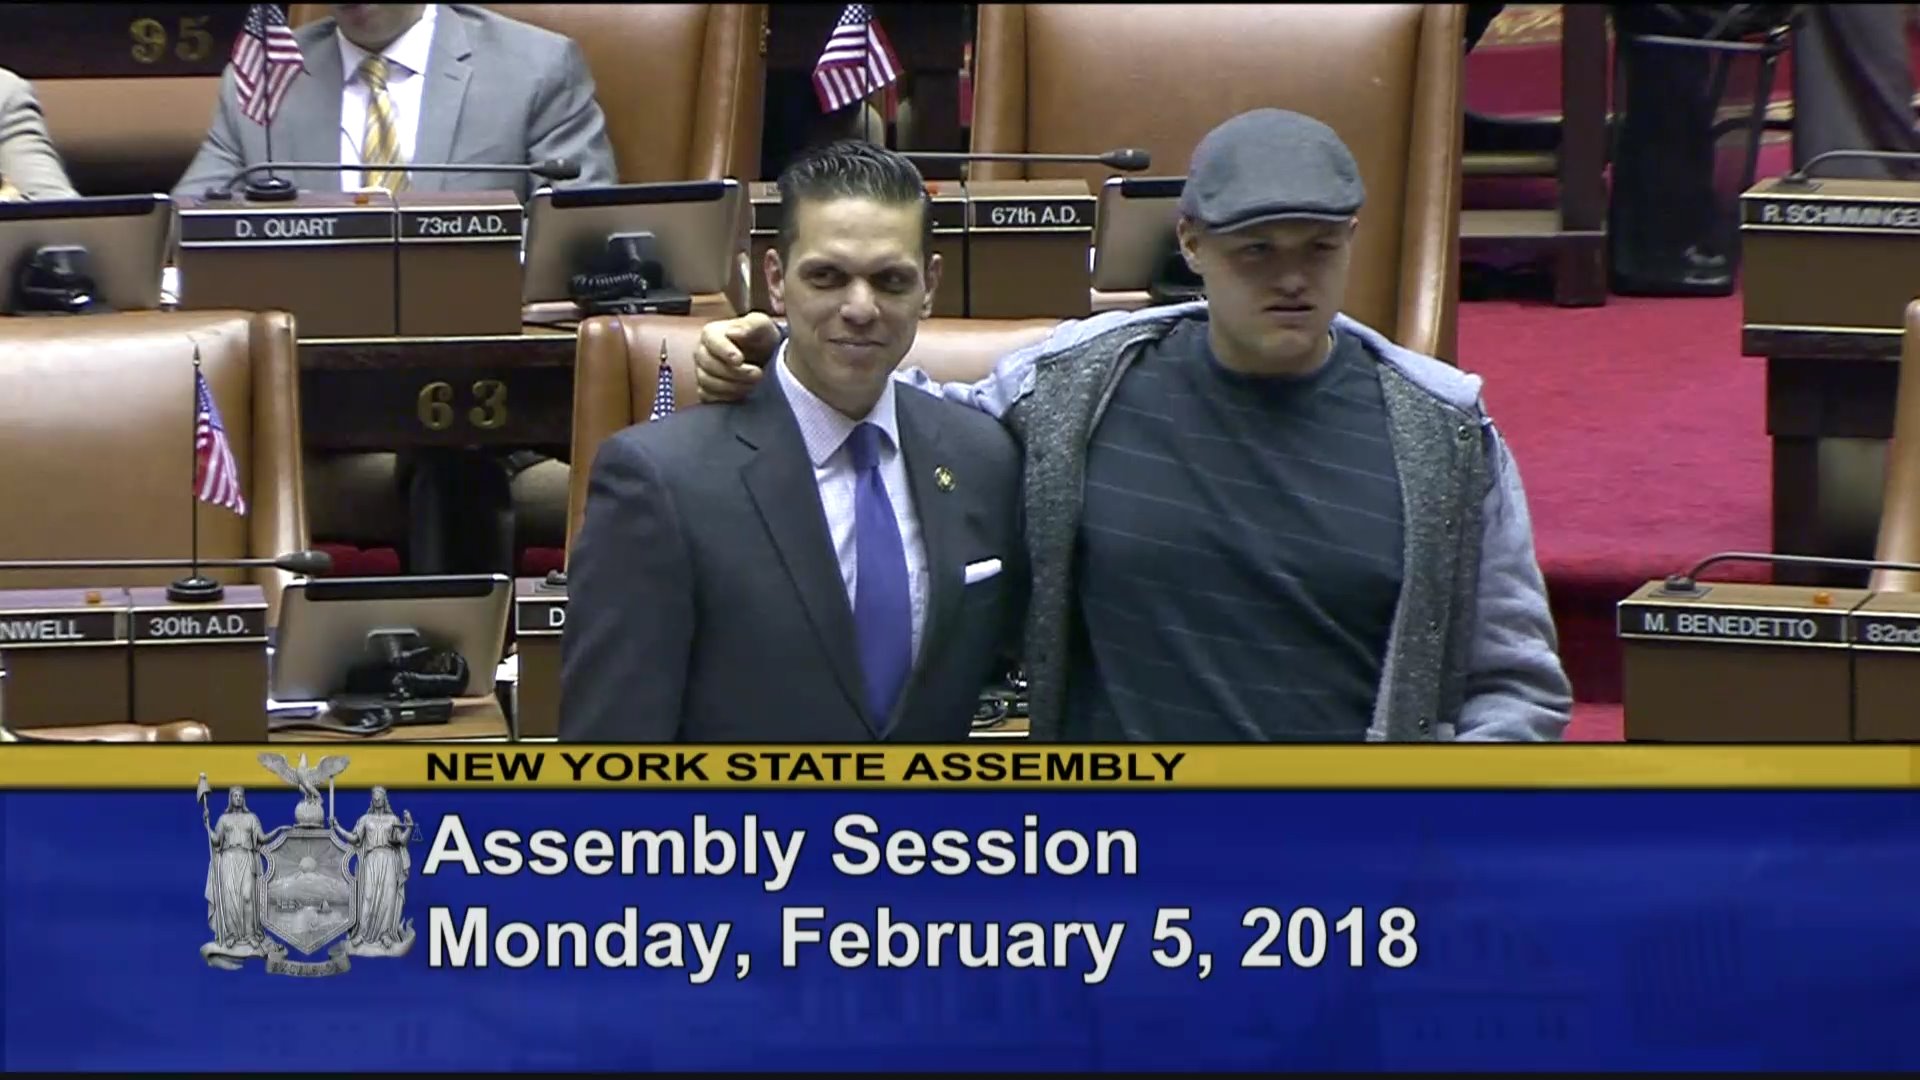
[0, 194, 173, 312]
[269, 574, 511, 702]
[520, 179, 744, 303]
[1090, 176, 1184, 292]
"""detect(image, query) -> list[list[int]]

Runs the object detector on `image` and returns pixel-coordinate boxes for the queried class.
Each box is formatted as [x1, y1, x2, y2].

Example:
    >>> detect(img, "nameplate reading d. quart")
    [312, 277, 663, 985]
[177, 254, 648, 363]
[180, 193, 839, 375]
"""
[132, 606, 269, 643]
[401, 208, 525, 241]
[1741, 198, 1920, 231]
[970, 197, 1095, 232]
[1617, 601, 1848, 645]
[0, 609, 122, 647]
[514, 597, 567, 637]
[179, 210, 396, 245]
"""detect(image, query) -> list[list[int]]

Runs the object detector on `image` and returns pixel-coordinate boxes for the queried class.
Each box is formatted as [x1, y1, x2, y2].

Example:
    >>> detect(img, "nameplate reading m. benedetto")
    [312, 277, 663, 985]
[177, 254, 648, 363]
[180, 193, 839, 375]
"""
[129, 606, 269, 643]
[178, 207, 396, 244]
[1616, 601, 1849, 645]
[400, 206, 525, 242]
[514, 595, 567, 637]
[0, 609, 123, 647]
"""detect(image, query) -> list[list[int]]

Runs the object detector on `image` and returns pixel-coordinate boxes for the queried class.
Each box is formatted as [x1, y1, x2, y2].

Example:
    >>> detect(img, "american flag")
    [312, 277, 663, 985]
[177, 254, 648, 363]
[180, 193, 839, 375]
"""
[812, 4, 901, 117]
[231, 4, 305, 125]
[649, 348, 676, 421]
[194, 370, 247, 515]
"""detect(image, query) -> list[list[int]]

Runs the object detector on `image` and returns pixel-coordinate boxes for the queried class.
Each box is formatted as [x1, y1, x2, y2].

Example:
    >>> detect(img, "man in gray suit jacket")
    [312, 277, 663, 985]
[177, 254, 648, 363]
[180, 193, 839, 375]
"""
[0, 67, 78, 201]
[561, 141, 1027, 742]
[173, 4, 617, 199]
[173, 5, 618, 580]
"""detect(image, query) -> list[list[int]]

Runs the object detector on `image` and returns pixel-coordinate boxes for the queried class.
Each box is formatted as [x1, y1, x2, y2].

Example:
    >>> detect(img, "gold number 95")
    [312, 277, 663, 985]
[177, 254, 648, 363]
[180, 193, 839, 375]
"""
[130, 16, 214, 64]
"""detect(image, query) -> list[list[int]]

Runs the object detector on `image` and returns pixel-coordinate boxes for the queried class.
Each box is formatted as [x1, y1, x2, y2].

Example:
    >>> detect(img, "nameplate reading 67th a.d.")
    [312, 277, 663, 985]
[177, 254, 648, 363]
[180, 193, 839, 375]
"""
[969, 197, 1095, 232]
[132, 606, 269, 643]
[1617, 602, 1848, 645]
[179, 210, 396, 244]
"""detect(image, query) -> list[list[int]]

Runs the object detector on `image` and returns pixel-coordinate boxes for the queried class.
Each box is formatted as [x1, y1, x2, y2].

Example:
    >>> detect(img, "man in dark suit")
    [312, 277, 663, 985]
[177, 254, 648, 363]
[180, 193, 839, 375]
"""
[174, 4, 620, 579]
[560, 140, 1026, 742]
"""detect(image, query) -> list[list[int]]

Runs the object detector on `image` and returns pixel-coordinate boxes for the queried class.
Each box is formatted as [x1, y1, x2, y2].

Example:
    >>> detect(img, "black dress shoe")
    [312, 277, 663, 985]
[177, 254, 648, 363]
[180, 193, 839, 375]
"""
[1610, 245, 1734, 297]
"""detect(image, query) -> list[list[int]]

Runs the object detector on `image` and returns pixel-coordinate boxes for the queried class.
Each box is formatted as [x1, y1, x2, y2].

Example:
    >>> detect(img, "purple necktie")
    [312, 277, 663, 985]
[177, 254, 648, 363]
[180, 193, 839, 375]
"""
[846, 422, 912, 731]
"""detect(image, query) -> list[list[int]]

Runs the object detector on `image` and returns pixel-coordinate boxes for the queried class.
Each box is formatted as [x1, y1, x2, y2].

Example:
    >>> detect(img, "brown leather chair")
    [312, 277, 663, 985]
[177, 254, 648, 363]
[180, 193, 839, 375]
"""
[33, 78, 220, 196]
[288, 4, 767, 183]
[968, 3, 1464, 362]
[286, 4, 768, 560]
[0, 311, 308, 616]
[1872, 300, 1920, 591]
[564, 314, 1057, 552]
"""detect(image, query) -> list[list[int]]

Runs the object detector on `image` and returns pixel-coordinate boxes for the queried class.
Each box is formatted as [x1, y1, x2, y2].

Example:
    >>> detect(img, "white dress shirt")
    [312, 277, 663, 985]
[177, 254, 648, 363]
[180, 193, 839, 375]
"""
[776, 345, 929, 662]
[336, 4, 437, 189]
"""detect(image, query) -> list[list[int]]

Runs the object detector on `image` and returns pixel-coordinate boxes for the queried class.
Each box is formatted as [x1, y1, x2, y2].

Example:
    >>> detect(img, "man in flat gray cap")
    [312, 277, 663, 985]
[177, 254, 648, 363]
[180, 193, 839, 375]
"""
[693, 108, 1571, 743]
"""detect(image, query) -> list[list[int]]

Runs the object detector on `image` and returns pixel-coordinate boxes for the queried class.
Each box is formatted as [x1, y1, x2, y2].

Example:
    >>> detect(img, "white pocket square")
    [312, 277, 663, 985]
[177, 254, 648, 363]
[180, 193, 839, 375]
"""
[964, 558, 1003, 585]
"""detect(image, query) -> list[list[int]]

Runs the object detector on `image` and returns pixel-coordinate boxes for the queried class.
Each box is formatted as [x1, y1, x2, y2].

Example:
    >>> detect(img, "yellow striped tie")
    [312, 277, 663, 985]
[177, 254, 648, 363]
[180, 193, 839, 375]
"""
[359, 56, 408, 192]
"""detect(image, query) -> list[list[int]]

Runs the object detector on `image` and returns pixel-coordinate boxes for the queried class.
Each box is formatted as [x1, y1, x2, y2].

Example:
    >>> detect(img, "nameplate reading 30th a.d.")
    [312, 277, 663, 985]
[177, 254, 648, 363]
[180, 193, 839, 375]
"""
[179, 209, 395, 244]
[1617, 601, 1848, 645]
[131, 606, 269, 643]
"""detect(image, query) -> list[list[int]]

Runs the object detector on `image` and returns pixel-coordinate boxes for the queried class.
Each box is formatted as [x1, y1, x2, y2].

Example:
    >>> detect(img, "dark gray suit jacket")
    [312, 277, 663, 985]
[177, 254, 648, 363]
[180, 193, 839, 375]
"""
[560, 374, 1027, 742]
[172, 4, 617, 199]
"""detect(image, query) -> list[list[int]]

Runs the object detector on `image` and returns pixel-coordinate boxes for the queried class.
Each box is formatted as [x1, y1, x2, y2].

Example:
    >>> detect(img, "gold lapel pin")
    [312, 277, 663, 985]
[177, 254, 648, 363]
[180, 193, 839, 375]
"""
[935, 466, 955, 491]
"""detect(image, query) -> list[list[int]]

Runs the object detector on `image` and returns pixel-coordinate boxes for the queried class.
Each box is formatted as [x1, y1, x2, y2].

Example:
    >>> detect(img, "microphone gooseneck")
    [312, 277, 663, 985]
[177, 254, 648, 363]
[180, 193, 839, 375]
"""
[1659, 551, 1920, 596]
[212, 159, 579, 201]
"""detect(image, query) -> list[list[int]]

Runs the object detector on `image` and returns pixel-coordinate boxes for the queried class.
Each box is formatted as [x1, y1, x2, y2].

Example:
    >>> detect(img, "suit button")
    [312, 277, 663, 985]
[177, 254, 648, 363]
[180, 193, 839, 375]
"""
[1418, 717, 1431, 734]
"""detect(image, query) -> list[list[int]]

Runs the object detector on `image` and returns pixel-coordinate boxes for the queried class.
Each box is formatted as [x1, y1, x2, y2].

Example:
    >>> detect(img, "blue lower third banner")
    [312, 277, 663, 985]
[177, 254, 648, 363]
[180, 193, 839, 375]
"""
[4, 746, 1920, 1071]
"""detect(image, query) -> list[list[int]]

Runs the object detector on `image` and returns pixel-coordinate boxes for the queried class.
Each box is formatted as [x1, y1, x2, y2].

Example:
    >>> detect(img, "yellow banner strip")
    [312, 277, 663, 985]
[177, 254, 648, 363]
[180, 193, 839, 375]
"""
[0, 745, 1917, 790]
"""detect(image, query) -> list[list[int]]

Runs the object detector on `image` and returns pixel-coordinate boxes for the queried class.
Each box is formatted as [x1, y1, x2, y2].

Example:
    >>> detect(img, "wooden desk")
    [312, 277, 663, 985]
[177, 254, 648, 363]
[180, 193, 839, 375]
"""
[301, 331, 578, 454]
[300, 296, 737, 454]
[1744, 327, 1899, 584]
[2, 697, 511, 743]
[274, 698, 511, 743]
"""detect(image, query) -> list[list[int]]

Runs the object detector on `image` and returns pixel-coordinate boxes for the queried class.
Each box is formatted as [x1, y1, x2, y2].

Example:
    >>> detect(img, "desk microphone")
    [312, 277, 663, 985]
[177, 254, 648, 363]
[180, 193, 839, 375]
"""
[1658, 551, 1920, 596]
[208, 159, 583, 202]
[903, 148, 1153, 171]
[0, 550, 333, 574]
[1777, 150, 1920, 189]
[897, 148, 1151, 318]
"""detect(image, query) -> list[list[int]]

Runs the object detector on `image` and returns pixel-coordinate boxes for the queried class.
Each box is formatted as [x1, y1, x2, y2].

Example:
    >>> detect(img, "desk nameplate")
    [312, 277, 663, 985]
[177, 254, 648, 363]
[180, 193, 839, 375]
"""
[514, 594, 568, 638]
[1617, 597, 1857, 648]
[179, 207, 396, 246]
[400, 206, 525, 244]
[128, 603, 269, 645]
[0, 608, 125, 649]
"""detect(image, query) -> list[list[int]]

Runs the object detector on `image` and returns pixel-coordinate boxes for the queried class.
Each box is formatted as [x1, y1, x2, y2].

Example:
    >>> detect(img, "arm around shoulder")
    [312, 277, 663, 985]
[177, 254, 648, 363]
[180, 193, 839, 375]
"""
[1455, 423, 1574, 741]
[559, 434, 695, 741]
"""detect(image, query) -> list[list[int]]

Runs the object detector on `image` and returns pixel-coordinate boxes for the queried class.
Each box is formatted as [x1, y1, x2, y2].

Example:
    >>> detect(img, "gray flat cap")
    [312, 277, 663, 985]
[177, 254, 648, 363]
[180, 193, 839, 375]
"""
[1179, 109, 1365, 230]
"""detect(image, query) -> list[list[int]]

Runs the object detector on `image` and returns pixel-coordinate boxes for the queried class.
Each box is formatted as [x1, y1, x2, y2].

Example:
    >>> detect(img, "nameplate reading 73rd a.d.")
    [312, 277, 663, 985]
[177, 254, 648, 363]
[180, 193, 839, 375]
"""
[179, 209, 396, 244]
[132, 606, 269, 643]
[401, 207, 525, 241]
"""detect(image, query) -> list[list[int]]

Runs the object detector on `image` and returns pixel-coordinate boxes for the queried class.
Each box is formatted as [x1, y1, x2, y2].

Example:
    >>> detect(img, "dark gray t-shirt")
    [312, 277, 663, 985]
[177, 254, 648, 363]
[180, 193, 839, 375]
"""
[1064, 320, 1405, 741]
